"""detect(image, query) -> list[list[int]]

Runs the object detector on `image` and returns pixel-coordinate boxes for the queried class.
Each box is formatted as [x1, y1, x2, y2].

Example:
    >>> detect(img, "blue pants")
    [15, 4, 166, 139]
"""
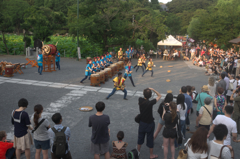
[136, 66, 144, 73]
[56, 61, 60, 70]
[124, 75, 135, 87]
[107, 88, 127, 99]
[38, 66, 43, 75]
[6, 147, 15, 159]
[80, 76, 90, 82]
[175, 120, 186, 147]
[142, 70, 153, 77]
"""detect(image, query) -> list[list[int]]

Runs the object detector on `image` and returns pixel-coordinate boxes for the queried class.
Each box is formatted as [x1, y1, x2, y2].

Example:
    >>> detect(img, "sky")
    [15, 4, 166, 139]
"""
[158, 0, 172, 4]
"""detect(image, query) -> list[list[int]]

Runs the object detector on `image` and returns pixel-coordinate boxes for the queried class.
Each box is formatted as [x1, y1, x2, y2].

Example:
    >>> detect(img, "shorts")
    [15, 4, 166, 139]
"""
[14, 131, 33, 150]
[137, 121, 155, 148]
[34, 139, 50, 150]
[159, 117, 165, 125]
[91, 141, 109, 155]
[162, 127, 177, 139]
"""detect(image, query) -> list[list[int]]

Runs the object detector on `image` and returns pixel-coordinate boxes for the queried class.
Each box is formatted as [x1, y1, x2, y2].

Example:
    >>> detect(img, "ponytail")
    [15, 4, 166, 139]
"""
[34, 104, 43, 127]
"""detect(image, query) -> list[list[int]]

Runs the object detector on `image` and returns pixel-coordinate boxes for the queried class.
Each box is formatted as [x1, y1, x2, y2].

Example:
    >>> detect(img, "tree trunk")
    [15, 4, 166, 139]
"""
[24, 32, 26, 54]
[2, 32, 10, 55]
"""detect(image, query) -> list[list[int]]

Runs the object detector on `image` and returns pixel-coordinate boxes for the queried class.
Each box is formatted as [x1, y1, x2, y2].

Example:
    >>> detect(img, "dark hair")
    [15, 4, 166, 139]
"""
[143, 88, 152, 99]
[52, 113, 62, 124]
[220, 73, 225, 79]
[117, 131, 124, 140]
[186, 85, 192, 96]
[34, 104, 43, 127]
[118, 72, 122, 76]
[181, 86, 187, 93]
[217, 87, 224, 94]
[225, 105, 233, 114]
[95, 101, 105, 112]
[188, 127, 208, 153]
[169, 102, 177, 123]
[177, 94, 185, 110]
[213, 124, 228, 141]
[0, 131, 6, 141]
[164, 93, 173, 103]
[18, 98, 28, 107]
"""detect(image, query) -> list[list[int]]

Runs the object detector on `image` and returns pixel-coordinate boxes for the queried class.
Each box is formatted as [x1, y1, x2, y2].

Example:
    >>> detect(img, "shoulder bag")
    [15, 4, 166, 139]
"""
[203, 106, 211, 117]
[210, 145, 234, 159]
[32, 119, 45, 133]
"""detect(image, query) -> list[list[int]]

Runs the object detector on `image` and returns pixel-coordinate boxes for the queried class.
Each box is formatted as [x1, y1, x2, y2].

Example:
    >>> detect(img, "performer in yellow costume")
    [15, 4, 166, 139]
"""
[142, 53, 147, 69]
[136, 55, 144, 73]
[118, 48, 123, 61]
[106, 72, 128, 100]
[142, 58, 154, 77]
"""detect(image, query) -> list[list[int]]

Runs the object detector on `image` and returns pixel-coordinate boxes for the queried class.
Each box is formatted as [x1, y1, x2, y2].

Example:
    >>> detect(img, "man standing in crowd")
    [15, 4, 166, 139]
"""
[190, 47, 195, 60]
[224, 73, 229, 95]
[89, 102, 110, 159]
[230, 88, 240, 133]
[216, 73, 226, 94]
[37, 50, 43, 75]
[137, 88, 161, 159]
[208, 106, 237, 145]
[48, 113, 72, 159]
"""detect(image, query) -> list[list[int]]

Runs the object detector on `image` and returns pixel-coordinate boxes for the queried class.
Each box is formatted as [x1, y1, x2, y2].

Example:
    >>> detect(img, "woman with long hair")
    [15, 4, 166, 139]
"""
[186, 127, 208, 159]
[30, 105, 51, 159]
[154, 93, 174, 140]
[162, 102, 178, 159]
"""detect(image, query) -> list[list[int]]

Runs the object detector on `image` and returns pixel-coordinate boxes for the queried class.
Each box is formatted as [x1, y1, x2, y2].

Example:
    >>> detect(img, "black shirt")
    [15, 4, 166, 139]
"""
[157, 102, 170, 118]
[139, 97, 157, 123]
[164, 112, 178, 129]
[89, 114, 110, 144]
[11, 111, 31, 137]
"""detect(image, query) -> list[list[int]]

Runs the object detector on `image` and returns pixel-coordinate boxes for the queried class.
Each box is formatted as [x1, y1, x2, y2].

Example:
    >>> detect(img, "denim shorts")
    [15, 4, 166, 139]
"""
[159, 117, 165, 125]
[34, 139, 50, 150]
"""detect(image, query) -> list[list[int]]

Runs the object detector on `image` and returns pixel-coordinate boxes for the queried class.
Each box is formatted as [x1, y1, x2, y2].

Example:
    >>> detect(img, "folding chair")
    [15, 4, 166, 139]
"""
[13, 64, 23, 74]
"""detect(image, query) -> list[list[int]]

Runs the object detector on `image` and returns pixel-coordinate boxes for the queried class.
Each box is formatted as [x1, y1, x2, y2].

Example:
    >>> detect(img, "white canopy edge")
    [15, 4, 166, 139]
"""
[157, 35, 183, 46]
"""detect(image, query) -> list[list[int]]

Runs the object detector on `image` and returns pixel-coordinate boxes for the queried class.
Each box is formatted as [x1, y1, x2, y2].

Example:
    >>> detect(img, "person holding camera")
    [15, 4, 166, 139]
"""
[230, 87, 240, 133]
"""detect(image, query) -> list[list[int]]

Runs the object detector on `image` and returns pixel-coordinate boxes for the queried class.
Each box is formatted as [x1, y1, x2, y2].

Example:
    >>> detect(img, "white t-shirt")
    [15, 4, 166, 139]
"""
[208, 140, 231, 159]
[226, 79, 237, 96]
[187, 145, 208, 159]
[234, 59, 238, 68]
[213, 115, 237, 145]
[177, 103, 187, 120]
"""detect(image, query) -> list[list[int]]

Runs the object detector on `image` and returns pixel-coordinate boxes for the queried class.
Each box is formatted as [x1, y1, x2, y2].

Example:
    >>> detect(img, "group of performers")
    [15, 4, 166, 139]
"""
[80, 48, 155, 100]
[80, 52, 113, 83]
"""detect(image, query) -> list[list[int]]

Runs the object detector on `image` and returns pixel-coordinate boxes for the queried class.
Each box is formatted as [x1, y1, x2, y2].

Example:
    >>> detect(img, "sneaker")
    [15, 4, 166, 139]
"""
[106, 97, 109, 100]
[124, 98, 128, 100]
[80, 81, 83, 83]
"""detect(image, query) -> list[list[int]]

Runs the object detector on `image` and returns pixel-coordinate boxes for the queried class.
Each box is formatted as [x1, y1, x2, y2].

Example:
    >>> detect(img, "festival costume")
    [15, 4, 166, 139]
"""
[136, 58, 144, 73]
[80, 63, 92, 83]
[55, 52, 60, 70]
[106, 77, 127, 99]
[100, 59, 105, 69]
[37, 54, 43, 75]
[142, 61, 154, 77]
[118, 50, 123, 61]
[124, 66, 135, 87]
[142, 55, 147, 69]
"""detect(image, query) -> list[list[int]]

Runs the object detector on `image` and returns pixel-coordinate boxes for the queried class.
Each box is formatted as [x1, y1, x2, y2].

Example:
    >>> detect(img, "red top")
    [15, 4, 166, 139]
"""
[118, 79, 121, 85]
[0, 141, 13, 159]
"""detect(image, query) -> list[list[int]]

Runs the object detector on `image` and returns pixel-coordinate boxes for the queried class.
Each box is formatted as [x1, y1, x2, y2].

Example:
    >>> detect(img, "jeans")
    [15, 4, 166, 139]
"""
[175, 120, 186, 147]
[142, 70, 153, 77]
[80, 76, 90, 82]
[185, 112, 190, 126]
[38, 66, 43, 75]
[136, 66, 144, 73]
[107, 88, 127, 99]
[124, 75, 135, 87]
[56, 61, 60, 70]
[6, 147, 15, 159]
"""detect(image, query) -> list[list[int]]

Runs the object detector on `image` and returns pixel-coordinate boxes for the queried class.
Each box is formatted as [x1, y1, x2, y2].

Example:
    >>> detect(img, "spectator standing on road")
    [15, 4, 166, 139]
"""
[31, 105, 51, 159]
[137, 88, 161, 159]
[230, 88, 240, 133]
[0, 131, 15, 159]
[154, 93, 173, 140]
[226, 74, 237, 106]
[208, 124, 232, 159]
[216, 73, 226, 94]
[215, 87, 227, 115]
[176, 94, 187, 139]
[48, 113, 72, 159]
[89, 102, 110, 159]
[162, 102, 178, 159]
[55, 50, 61, 70]
[37, 50, 43, 75]
[185, 127, 208, 159]
[11, 98, 33, 159]
[208, 106, 238, 145]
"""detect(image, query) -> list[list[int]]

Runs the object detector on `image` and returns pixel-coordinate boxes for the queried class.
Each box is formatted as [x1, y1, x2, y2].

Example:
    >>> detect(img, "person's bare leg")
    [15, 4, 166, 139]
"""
[104, 152, 110, 159]
[163, 137, 169, 159]
[16, 149, 21, 159]
[42, 150, 49, 159]
[35, 149, 41, 159]
[170, 138, 175, 159]
[154, 123, 163, 140]
[149, 148, 158, 159]
[94, 154, 100, 159]
[137, 144, 141, 152]
[25, 149, 31, 159]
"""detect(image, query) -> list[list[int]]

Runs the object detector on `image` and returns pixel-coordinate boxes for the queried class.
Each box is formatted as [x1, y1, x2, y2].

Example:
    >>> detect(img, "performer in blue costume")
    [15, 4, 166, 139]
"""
[124, 61, 135, 87]
[80, 60, 92, 83]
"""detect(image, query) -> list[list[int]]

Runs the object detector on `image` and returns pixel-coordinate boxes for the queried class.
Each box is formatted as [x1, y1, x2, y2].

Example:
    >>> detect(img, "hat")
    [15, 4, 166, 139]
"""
[202, 85, 210, 92]
[204, 97, 212, 105]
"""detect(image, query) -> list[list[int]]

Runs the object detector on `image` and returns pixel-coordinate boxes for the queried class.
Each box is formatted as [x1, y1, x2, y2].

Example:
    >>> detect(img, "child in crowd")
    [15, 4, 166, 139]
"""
[0, 131, 15, 159]
[111, 131, 128, 159]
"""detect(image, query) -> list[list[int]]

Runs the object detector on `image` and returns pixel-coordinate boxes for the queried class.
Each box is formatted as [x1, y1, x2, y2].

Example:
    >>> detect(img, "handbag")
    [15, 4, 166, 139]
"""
[229, 80, 235, 90]
[177, 141, 188, 159]
[210, 145, 234, 159]
[135, 100, 148, 123]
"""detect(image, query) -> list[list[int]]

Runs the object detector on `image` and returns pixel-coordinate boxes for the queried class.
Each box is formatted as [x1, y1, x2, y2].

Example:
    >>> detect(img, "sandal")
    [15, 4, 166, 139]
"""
[150, 154, 158, 159]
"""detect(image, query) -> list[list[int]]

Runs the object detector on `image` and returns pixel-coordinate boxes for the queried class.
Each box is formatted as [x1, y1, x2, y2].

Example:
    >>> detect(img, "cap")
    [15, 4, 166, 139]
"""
[202, 85, 210, 92]
[204, 97, 212, 105]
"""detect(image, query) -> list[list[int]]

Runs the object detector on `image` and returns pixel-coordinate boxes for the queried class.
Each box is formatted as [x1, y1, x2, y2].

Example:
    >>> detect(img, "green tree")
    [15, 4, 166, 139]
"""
[163, 12, 181, 36]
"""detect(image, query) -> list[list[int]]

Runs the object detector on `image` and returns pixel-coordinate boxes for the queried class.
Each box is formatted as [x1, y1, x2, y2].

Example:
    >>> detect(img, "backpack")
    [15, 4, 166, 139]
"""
[52, 127, 68, 157]
[128, 149, 139, 159]
[228, 80, 235, 90]
[192, 92, 198, 103]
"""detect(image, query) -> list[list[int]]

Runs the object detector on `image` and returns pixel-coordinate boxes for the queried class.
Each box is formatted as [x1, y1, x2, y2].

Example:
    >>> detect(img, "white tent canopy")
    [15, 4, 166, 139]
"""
[157, 35, 182, 46]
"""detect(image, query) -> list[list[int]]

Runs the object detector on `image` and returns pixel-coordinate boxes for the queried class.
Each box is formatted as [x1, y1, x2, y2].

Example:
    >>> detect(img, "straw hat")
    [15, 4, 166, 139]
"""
[202, 85, 210, 92]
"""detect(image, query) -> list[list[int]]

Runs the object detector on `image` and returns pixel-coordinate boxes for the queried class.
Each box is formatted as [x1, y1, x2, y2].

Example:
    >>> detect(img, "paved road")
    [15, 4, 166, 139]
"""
[0, 55, 238, 159]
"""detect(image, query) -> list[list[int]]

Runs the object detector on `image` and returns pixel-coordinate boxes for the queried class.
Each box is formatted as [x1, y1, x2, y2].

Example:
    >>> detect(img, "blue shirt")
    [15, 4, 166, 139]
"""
[184, 93, 192, 115]
[55, 52, 60, 62]
[37, 54, 43, 66]
[106, 55, 109, 59]
[85, 64, 92, 76]
[196, 92, 213, 111]
[109, 55, 112, 59]
[48, 124, 71, 154]
[126, 51, 131, 58]
[100, 59, 104, 66]
[124, 66, 133, 77]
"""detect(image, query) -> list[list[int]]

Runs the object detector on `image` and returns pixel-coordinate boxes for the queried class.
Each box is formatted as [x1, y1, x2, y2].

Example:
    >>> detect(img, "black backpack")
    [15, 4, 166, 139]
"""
[192, 92, 198, 103]
[128, 149, 139, 159]
[52, 127, 68, 157]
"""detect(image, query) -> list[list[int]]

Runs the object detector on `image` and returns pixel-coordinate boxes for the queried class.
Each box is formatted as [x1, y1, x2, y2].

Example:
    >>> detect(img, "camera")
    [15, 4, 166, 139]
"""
[163, 104, 170, 111]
